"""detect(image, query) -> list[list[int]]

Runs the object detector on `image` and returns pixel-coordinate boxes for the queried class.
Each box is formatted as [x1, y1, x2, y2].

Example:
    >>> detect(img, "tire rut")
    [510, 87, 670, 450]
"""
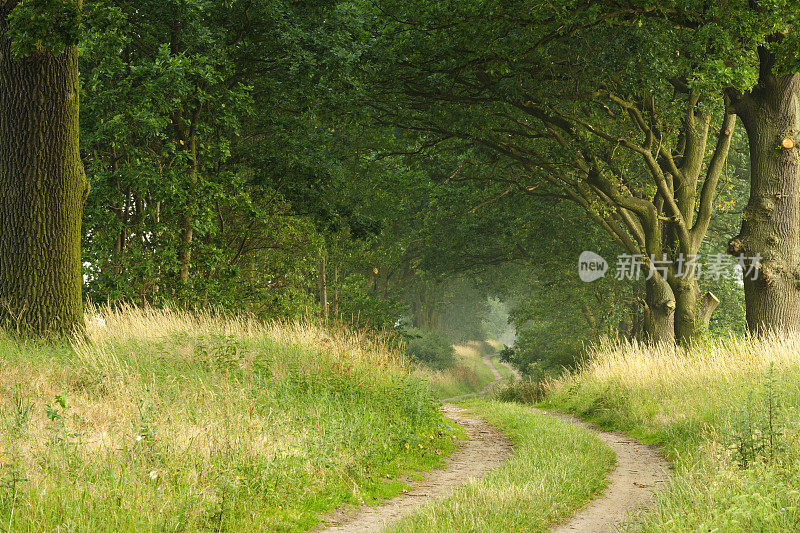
[316, 403, 513, 533]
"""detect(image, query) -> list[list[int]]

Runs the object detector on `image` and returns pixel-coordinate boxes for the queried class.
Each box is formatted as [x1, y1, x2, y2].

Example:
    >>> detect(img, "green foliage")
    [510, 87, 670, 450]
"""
[481, 298, 514, 343]
[8, 0, 81, 57]
[720, 365, 785, 469]
[404, 327, 454, 370]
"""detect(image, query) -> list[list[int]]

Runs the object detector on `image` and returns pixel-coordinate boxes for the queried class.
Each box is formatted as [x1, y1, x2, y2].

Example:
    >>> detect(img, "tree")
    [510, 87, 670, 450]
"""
[726, 48, 800, 333]
[0, 1, 89, 335]
[563, 2, 800, 333]
[367, 0, 738, 344]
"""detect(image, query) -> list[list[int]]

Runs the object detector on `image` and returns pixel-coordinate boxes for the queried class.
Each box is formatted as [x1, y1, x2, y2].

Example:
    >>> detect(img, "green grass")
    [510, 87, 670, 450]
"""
[418, 342, 497, 399]
[543, 335, 800, 531]
[0, 307, 457, 532]
[387, 400, 615, 532]
[492, 356, 514, 382]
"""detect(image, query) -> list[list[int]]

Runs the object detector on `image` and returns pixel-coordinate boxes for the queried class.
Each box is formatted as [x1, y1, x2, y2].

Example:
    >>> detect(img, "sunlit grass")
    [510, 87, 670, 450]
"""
[0, 305, 454, 531]
[388, 400, 614, 532]
[416, 341, 497, 399]
[545, 333, 800, 531]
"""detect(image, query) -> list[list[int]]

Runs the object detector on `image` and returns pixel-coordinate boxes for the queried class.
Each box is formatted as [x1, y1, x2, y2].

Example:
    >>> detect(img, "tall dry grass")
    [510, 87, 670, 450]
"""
[0, 305, 448, 531]
[548, 332, 800, 393]
[544, 332, 800, 531]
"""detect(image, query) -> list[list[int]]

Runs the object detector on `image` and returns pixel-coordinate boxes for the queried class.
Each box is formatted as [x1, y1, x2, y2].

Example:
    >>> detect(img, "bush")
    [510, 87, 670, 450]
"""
[495, 378, 547, 404]
[404, 328, 455, 370]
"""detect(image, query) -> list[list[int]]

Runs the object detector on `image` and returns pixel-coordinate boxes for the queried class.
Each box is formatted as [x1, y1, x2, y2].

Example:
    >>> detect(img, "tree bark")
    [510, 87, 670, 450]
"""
[671, 277, 700, 344]
[643, 275, 676, 345]
[0, 20, 88, 336]
[178, 134, 198, 284]
[728, 51, 800, 334]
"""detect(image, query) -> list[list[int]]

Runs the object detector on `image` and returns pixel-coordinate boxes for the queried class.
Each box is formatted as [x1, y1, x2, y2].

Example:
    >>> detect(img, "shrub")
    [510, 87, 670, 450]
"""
[404, 328, 455, 370]
[495, 378, 547, 404]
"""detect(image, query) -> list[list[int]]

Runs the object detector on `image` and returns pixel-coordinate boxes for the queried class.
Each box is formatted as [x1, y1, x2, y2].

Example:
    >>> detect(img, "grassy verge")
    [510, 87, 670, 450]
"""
[418, 341, 497, 399]
[387, 400, 615, 532]
[0, 306, 456, 532]
[491, 356, 514, 382]
[544, 335, 800, 531]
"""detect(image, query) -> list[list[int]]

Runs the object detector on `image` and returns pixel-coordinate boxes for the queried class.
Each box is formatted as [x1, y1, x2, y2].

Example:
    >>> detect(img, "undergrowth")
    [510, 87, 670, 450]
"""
[0, 305, 455, 531]
[544, 334, 800, 531]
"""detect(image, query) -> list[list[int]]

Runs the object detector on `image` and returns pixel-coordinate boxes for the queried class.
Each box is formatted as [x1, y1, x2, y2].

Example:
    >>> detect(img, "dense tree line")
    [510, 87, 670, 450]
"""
[0, 1, 797, 371]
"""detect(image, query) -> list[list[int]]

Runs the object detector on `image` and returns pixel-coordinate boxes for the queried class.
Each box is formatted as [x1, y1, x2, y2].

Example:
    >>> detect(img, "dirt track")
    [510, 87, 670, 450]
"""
[549, 411, 670, 532]
[317, 403, 513, 533]
[318, 355, 669, 533]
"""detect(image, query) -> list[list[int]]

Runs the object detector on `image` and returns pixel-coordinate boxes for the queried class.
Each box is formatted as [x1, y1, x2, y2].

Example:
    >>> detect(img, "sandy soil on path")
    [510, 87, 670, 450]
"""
[317, 355, 670, 533]
[316, 403, 513, 533]
[548, 411, 670, 533]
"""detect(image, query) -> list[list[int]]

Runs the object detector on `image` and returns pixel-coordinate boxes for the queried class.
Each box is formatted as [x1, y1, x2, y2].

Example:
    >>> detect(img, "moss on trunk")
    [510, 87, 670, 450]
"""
[0, 19, 87, 336]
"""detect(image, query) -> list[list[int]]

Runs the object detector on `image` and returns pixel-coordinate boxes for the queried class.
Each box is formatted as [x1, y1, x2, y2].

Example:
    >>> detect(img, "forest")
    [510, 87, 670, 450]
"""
[1, 1, 800, 531]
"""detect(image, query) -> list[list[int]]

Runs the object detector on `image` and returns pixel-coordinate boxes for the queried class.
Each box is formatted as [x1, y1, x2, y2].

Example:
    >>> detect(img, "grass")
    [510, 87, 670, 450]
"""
[387, 400, 615, 532]
[0, 306, 456, 532]
[417, 341, 497, 399]
[491, 355, 514, 382]
[544, 333, 800, 531]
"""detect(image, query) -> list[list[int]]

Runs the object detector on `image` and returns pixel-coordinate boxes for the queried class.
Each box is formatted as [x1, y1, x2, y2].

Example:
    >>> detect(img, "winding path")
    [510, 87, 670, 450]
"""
[317, 403, 513, 532]
[317, 353, 670, 533]
[440, 354, 513, 402]
[548, 412, 670, 532]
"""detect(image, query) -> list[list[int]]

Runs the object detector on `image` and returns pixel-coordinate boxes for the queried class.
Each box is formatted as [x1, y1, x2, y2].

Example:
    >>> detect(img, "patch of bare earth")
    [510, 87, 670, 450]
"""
[316, 403, 513, 533]
[548, 411, 670, 533]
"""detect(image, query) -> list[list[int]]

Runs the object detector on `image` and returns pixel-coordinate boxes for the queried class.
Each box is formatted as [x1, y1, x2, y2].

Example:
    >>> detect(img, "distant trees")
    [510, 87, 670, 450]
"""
[367, 1, 740, 344]
[364, 0, 800, 339]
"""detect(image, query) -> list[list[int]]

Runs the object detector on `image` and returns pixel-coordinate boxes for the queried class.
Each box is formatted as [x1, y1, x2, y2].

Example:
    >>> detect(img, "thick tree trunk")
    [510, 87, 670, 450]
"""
[671, 277, 701, 344]
[0, 24, 88, 336]
[643, 275, 676, 345]
[728, 63, 800, 334]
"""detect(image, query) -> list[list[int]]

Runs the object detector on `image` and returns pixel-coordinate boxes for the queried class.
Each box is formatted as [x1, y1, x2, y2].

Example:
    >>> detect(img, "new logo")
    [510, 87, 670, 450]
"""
[578, 251, 608, 282]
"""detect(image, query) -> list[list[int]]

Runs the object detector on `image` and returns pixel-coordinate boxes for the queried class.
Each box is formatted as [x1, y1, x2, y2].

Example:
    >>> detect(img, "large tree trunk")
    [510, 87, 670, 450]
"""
[0, 22, 88, 336]
[643, 275, 676, 345]
[671, 277, 701, 344]
[728, 54, 800, 334]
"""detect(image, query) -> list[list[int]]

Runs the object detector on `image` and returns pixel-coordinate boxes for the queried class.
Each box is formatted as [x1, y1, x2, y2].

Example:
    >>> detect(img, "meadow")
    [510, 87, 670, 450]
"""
[0, 307, 455, 531]
[544, 334, 800, 531]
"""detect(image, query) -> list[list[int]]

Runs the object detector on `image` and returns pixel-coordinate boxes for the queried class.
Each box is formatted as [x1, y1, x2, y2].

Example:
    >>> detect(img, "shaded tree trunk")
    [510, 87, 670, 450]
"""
[728, 50, 800, 334]
[0, 20, 88, 335]
[178, 134, 198, 284]
[671, 277, 700, 344]
[643, 275, 676, 345]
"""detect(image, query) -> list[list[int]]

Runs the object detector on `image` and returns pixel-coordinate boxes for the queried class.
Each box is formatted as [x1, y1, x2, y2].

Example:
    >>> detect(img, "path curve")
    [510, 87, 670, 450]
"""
[491, 358, 669, 531]
[316, 403, 513, 533]
[440, 354, 509, 403]
[318, 354, 670, 533]
[547, 411, 670, 533]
